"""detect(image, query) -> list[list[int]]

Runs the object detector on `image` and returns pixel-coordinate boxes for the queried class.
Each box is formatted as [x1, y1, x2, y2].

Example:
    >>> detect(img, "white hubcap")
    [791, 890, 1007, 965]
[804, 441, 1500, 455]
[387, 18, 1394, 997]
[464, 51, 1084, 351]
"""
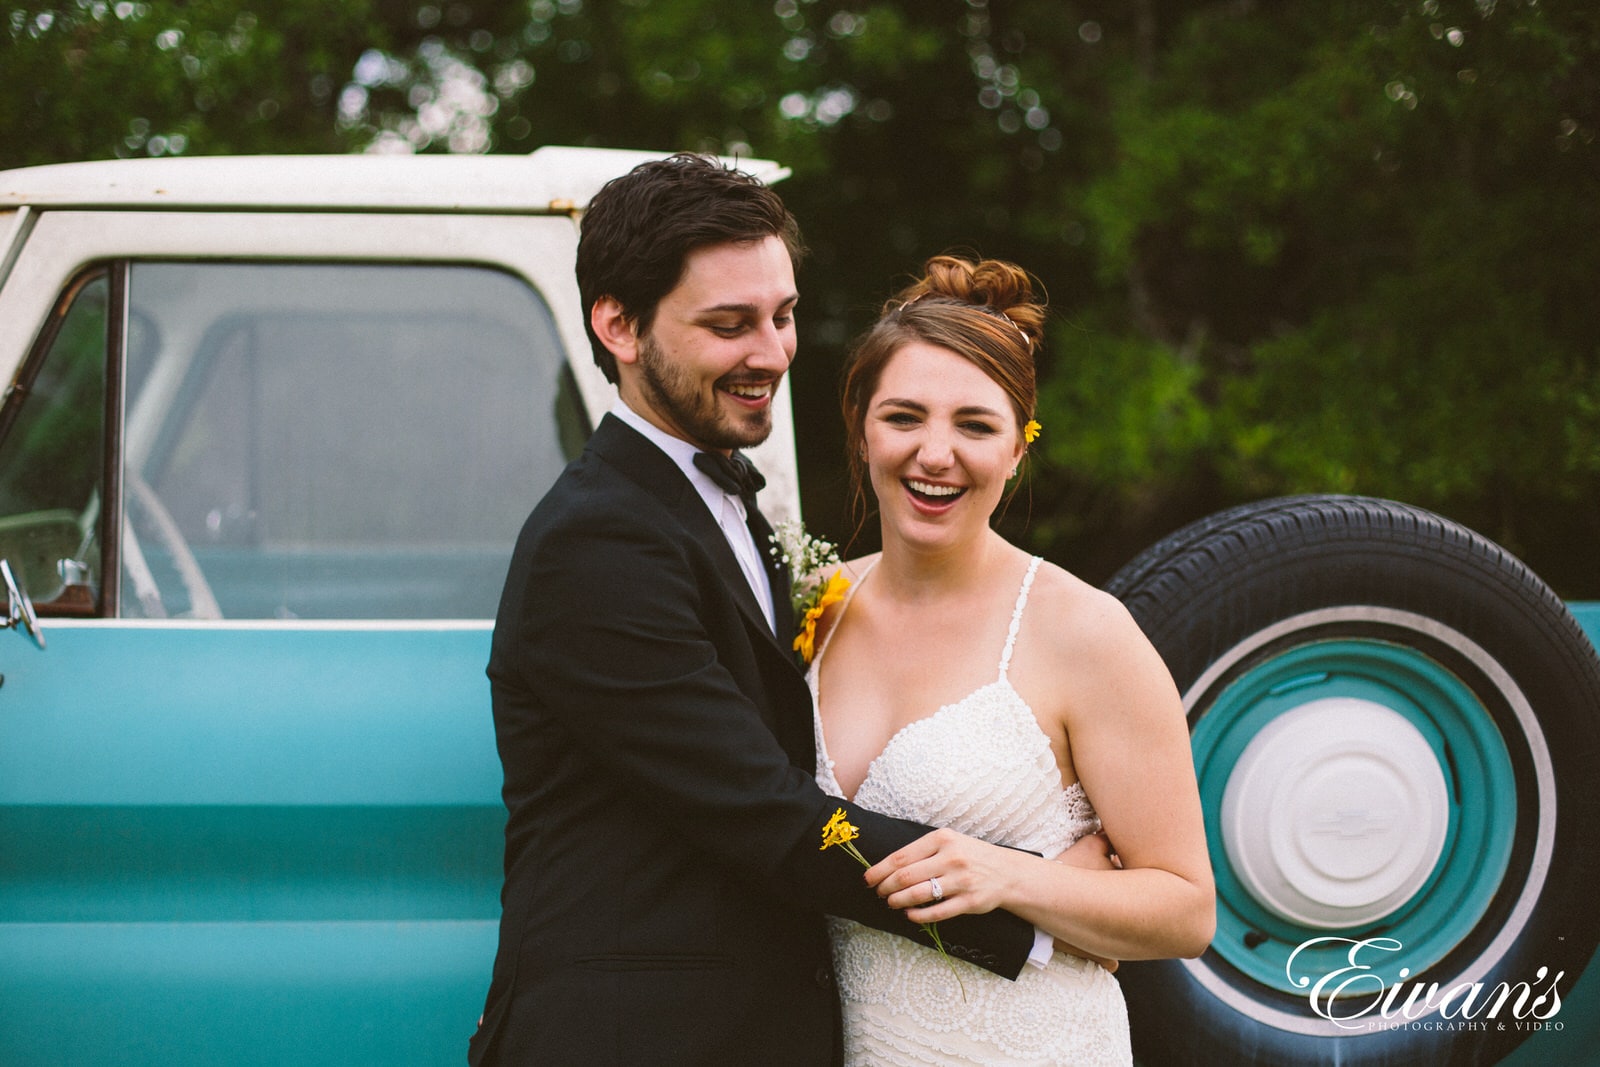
[1221, 697, 1450, 929]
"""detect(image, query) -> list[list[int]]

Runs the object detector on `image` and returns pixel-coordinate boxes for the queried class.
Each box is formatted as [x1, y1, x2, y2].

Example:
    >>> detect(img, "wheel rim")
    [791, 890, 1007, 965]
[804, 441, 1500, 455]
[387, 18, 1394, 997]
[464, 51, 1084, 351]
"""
[1192, 633, 1518, 999]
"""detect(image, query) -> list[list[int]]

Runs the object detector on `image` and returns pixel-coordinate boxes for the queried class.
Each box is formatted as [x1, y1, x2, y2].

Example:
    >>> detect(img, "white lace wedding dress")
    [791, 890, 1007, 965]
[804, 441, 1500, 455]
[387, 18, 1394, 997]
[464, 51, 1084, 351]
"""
[810, 556, 1133, 1066]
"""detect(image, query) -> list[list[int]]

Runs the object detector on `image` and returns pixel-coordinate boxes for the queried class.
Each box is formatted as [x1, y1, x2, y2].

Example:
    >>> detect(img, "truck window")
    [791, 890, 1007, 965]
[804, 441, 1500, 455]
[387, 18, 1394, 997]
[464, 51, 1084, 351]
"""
[120, 262, 584, 620]
[0, 270, 108, 613]
[0, 260, 586, 622]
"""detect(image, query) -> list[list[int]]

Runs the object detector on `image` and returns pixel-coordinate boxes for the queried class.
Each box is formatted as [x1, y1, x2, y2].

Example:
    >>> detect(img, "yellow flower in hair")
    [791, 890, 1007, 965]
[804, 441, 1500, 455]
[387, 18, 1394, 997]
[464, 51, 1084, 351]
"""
[793, 568, 852, 664]
[1023, 419, 1042, 444]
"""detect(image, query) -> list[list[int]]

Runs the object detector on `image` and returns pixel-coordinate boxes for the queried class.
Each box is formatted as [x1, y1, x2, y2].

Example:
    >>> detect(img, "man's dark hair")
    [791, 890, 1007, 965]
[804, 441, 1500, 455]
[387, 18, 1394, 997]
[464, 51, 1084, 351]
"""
[576, 153, 804, 383]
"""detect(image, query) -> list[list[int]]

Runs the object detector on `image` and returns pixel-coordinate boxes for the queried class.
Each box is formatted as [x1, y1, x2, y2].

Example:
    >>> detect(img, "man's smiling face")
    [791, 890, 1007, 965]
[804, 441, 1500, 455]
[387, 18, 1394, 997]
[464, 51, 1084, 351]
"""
[621, 235, 798, 453]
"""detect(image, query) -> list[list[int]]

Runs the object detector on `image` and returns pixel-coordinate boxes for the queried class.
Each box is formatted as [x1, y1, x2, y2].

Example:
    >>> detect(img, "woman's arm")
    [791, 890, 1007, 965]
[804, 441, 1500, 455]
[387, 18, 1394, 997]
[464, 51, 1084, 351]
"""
[865, 586, 1215, 961]
[1047, 832, 1122, 971]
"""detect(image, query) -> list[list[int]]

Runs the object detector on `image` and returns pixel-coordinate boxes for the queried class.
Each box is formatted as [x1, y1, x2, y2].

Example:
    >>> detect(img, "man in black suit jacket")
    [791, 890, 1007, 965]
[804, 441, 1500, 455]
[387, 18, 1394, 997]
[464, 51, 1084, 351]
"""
[469, 155, 1037, 1066]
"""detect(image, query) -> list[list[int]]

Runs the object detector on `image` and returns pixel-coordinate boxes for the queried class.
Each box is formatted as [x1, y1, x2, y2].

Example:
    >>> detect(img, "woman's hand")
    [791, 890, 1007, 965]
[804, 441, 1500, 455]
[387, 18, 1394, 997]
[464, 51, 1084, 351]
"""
[867, 828, 1129, 972]
[864, 826, 1027, 924]
[866, 829, 1123, 922]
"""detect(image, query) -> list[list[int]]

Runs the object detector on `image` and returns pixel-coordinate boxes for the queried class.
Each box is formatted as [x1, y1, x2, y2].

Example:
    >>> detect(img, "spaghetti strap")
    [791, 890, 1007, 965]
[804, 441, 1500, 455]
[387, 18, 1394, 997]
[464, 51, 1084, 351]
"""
[998, 556, 1044, 679]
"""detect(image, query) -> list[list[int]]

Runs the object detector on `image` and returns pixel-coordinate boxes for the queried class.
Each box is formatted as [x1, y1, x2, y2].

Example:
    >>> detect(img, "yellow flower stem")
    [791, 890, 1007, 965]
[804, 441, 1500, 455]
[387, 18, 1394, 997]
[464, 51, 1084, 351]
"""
[822, 813, 965, 1001]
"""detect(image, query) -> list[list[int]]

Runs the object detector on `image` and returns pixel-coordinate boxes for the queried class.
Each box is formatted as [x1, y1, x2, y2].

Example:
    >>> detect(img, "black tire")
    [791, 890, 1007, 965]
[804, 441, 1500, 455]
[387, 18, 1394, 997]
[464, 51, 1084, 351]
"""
[1105, 495, 1600, 1066]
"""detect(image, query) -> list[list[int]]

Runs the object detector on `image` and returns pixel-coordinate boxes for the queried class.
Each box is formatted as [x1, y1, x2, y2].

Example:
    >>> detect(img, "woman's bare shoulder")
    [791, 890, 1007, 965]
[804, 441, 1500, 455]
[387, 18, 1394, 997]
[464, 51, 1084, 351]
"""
[1026, 559, 1181, 725]
[1027, 559, 1147, 658]
[809, 553, 878, 652]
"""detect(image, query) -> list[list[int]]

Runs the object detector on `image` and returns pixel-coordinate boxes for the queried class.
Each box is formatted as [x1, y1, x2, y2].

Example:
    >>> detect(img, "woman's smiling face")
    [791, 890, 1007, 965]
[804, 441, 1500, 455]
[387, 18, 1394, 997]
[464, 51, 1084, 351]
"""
[864, 341, 1026, 550]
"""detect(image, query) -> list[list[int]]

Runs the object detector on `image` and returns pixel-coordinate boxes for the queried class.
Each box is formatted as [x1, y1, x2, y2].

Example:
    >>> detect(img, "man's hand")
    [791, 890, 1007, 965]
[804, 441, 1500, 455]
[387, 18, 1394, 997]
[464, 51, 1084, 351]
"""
[1050, 831, 1121, 972]
[1057, 830, 1120, 872]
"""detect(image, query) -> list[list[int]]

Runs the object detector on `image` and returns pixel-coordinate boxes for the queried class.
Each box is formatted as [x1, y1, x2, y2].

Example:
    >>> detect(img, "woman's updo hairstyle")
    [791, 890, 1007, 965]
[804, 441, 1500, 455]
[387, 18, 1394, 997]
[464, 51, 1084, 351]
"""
[840, 254, 1045, 513]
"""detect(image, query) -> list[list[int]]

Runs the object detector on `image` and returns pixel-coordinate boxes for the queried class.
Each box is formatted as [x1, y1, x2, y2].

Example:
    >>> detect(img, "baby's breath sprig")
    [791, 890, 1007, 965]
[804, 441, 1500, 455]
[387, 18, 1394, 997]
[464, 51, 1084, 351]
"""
[769, 519, 843, 616]
[769, 520, 852, 664]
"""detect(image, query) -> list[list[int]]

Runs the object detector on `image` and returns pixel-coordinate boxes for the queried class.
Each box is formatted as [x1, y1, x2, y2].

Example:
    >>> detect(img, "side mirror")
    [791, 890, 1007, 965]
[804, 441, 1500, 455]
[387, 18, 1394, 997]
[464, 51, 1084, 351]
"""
[1, 558, 46, 649]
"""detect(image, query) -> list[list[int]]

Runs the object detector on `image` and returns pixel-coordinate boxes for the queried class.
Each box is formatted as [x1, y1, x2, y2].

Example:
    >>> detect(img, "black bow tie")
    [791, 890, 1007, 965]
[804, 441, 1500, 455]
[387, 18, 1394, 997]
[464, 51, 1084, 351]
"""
[694, 450, 766, 503]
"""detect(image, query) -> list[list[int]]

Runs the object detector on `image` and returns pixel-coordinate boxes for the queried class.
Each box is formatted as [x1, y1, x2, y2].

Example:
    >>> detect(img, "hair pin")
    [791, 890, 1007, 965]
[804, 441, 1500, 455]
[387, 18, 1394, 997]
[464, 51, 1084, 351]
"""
[897, 292, 1033, 350]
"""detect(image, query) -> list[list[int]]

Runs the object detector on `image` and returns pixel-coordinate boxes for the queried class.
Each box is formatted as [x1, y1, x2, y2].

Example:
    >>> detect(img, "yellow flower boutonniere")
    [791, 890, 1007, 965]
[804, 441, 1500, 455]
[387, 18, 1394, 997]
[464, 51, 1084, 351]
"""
[1023, 419, 1042, 444]
[819, 807, 965, 998]
[770, 520, 852, 665]
[794, 569, 850, 664]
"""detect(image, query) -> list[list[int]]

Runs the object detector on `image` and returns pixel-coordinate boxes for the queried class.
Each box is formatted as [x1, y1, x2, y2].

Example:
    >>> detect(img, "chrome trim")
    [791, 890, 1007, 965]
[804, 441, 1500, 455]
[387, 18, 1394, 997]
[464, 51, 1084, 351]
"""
[0, 206, 34, 289]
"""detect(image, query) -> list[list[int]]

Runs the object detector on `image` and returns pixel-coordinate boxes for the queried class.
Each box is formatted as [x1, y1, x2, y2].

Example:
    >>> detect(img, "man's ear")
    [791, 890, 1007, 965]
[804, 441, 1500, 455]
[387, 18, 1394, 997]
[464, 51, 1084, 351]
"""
[591, 296, 640, 366]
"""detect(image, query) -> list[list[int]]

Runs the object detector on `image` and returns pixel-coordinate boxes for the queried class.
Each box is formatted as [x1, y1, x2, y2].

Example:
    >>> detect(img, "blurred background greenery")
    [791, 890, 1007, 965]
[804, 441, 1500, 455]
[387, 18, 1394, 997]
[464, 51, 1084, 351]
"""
[6, 0, 1596, 594]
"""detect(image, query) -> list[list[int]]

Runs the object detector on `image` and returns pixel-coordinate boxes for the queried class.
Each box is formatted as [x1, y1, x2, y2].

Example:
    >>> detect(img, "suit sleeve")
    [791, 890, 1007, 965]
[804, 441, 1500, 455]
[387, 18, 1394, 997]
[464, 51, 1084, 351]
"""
[501, 505, 1034, 979]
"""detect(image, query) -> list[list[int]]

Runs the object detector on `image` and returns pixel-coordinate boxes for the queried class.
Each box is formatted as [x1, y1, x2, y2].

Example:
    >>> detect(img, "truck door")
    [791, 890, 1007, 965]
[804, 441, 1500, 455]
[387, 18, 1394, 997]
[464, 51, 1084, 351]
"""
[0, 213, 591, 1066]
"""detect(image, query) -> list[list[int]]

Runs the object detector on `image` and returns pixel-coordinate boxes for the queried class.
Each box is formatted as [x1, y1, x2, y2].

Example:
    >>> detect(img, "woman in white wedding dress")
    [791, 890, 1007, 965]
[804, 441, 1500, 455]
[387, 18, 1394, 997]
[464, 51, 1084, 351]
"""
[809, 255, 1214, 1066]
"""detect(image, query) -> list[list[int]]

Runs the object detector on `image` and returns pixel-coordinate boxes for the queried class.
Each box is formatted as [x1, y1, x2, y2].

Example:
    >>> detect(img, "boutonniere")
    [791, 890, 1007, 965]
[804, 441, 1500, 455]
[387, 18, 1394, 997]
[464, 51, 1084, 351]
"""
[769, 520, 851, 664]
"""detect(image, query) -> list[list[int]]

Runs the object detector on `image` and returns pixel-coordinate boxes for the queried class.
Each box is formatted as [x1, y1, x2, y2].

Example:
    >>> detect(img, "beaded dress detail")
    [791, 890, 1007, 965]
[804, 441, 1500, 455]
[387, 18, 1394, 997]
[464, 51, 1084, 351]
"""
[810, 556, 1132, 1066]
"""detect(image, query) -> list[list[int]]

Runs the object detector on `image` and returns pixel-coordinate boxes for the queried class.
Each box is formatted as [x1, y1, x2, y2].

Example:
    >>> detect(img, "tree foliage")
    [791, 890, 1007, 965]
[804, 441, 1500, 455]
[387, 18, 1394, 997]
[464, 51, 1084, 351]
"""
[1075, 1, 1600, 589]
[5, 0, 1596, 592]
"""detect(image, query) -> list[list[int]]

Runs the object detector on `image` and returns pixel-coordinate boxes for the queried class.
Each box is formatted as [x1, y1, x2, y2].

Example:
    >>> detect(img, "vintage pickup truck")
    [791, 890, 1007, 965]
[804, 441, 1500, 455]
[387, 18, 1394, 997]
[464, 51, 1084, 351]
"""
[2, 149, 1597, 1065]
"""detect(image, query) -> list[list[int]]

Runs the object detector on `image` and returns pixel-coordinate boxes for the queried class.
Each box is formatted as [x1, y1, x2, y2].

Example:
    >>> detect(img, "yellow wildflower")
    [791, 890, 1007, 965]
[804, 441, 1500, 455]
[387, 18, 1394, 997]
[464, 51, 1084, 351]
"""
[1023, 419, 1042, 444]
[820, 807, 869, 867]
[820, 807, 860, 849]
[793, 568, 852, 664]
[818, 807, 965, 998]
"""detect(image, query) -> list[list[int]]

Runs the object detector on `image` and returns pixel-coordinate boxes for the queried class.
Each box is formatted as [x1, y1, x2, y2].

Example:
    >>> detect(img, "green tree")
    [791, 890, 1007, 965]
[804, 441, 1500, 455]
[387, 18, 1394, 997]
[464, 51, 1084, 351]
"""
[3, 2, 390, 163]
[1075, 0, 1600, 592]
[6, 0, 1596, 593]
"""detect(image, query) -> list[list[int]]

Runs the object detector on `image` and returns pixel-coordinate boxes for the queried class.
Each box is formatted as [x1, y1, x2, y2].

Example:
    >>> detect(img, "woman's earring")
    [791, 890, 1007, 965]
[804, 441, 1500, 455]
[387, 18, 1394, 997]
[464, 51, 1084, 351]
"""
[1009, 466, 1019, 479]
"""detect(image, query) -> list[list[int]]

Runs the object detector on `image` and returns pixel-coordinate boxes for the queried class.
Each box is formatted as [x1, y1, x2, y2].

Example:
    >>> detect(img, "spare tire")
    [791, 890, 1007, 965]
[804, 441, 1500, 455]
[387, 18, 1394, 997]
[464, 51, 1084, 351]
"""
[1105, 495, 1600, 1065]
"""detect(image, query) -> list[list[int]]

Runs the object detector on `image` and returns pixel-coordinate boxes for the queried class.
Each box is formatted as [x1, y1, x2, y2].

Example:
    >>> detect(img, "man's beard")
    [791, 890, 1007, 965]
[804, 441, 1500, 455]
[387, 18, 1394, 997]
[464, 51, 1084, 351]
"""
[637, 333, 773, 451]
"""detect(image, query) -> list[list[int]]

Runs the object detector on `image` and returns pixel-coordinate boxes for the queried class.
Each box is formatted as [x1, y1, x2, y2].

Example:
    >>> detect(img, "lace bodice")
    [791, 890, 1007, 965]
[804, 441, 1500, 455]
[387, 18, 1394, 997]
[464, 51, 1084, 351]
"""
[809, 556, 1132, 1066]
[810, 556, 1100, 854]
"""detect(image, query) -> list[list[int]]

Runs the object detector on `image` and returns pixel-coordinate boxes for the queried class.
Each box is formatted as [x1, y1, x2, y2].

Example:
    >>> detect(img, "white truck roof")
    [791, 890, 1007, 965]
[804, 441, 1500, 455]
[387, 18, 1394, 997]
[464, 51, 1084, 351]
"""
[0, 147, 789, 213]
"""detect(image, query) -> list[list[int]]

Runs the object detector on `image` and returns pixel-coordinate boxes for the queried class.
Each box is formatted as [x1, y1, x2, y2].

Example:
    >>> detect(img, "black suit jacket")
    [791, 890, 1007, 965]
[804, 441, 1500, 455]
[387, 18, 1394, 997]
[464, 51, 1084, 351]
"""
[469, 415, 1034, 1066]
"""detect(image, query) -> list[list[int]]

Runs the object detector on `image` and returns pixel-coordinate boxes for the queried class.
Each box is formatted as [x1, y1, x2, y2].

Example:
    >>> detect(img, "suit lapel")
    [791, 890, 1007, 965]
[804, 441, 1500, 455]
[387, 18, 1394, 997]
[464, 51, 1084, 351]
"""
[744, 501, 795, 645]
[588, 416, 799, 666]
